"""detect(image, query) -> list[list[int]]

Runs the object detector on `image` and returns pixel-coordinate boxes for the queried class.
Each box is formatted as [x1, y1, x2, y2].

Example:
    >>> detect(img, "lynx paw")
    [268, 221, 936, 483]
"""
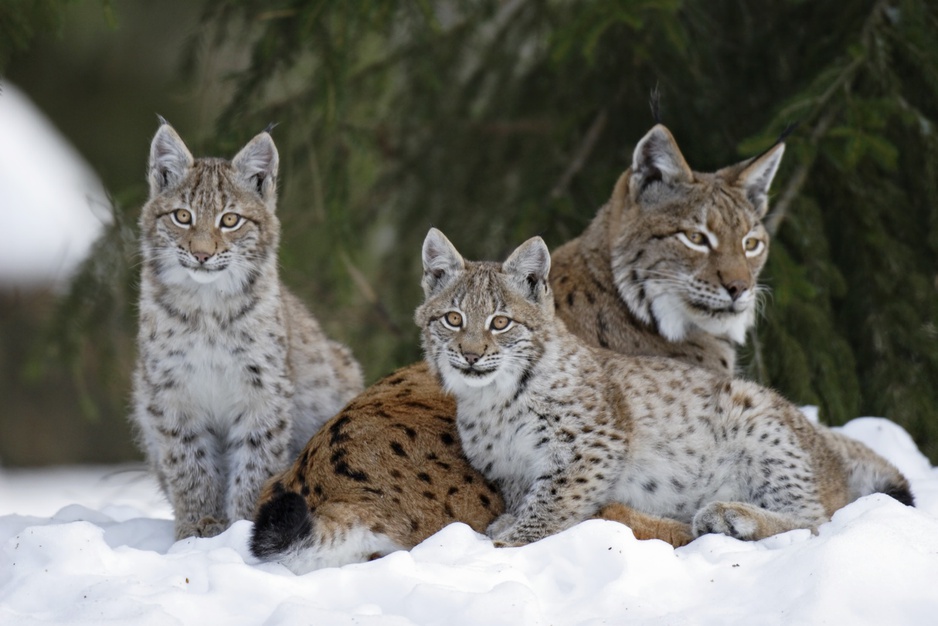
[175, 516, 229, 540]
[692, 502, 758, 540]
[487, 513, 517, 540]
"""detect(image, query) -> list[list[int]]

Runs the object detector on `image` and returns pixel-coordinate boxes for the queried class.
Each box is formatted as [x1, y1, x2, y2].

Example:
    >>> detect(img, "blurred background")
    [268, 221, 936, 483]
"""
[1, 0, 936, 467]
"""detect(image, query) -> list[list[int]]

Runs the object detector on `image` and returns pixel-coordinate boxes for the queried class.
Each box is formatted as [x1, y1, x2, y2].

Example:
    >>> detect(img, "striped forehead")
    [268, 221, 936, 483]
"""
[702, 184, 758, 234]
[182, 159, 233, 213]
[450, 262, 508, 312]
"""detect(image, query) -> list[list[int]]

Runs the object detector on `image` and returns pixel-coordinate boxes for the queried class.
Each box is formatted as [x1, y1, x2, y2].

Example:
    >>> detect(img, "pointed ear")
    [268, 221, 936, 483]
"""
[734, 143, 785, 218]
[148, 122, 193, 197]
[421, 228, 465, 297]
[233, 132, 279, 201]
[502, 236, 551, 302]
[630, 124, 693, 194]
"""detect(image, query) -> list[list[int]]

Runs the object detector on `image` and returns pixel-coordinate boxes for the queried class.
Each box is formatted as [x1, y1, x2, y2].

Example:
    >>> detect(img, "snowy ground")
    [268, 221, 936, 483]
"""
[2, 417, 937, 625]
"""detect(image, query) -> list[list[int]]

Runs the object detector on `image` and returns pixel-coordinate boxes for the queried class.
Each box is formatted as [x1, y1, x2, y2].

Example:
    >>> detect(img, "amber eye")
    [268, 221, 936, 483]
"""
[171, 209, 192, 226]
[744, 237, 762, 252]
[490, 315, 512, 332]
[220, 212, 244, 230]
[686, 231, 707, 246]
[444, 311, 463, 328]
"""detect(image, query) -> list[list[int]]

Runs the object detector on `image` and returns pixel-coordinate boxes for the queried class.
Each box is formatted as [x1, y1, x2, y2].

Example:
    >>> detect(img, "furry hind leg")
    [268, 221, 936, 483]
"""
[596, 503, 694, 547]
[692, 501, 825, 540]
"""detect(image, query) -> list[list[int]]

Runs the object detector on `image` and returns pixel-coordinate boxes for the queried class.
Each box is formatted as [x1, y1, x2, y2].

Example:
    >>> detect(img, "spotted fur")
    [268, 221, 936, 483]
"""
[132, 122, 363, 540]
[551, 124, 784, 375]
[415, 229, 913, 546]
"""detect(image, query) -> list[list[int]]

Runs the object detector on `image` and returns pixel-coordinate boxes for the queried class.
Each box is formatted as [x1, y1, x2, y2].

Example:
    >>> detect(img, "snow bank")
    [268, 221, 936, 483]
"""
[2, 418, 937, 625]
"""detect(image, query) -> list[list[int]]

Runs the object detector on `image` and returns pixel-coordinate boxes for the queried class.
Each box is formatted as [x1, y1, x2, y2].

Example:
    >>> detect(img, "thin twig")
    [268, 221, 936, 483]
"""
[550, 109, 608, 200]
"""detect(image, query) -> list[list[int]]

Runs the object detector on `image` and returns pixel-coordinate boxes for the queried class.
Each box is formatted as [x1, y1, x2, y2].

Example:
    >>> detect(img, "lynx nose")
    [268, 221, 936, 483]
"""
[191, 250, 213, 264]
[724, 279, 748, 301]
[462, 351, 482, 366]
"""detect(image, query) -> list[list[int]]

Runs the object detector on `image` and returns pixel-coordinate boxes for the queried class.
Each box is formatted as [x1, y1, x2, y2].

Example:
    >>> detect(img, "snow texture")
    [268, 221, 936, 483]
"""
[1, 417, 937, 625]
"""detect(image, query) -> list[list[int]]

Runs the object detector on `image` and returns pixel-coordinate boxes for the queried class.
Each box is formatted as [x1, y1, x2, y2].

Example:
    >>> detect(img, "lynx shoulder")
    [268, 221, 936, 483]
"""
[413, 229, 912, 547]
[131, 121, 363, 540]
[551, 124, 784, 376]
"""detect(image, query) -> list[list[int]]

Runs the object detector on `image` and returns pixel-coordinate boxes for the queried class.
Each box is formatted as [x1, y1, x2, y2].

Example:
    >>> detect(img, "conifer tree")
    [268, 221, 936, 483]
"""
[194, 0, 938, 460]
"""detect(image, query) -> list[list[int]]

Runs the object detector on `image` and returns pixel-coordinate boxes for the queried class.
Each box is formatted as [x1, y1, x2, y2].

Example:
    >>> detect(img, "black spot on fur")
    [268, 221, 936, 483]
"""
[440, 432, 455, 446]
[329, 415, 352, 445]
[250, 491, 312, 559]
[390, 442, 408, 457]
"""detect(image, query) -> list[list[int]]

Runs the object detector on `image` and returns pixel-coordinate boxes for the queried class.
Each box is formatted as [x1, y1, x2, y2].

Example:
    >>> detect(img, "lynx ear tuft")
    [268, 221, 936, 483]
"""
[502, 236, 551, 302]
[421, 228, 465, 297]
[736, 143, 785, 218]
[148, 122, 194, 197]
[630, 124, 693, 196]
[233, 132, 279, 201]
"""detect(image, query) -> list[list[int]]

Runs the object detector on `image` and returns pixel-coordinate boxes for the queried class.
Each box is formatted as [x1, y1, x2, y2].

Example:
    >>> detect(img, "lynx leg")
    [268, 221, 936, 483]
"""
[596, 503, 694, 547]
[151, 425, 228, 540]
[226, 409, 293, 522]
[692, 501, 825, 540]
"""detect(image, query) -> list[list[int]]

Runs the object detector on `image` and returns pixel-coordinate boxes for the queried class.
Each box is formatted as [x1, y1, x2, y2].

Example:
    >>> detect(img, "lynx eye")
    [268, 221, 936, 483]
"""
[442, 311, 463, 329]
[686, 231, 707, 245]
[489, 315, 512, 332]
[677, 230, 712, 252]
[220, 212, 245, 231]
[170, 209, 192, 227]
[743, 237, 764, 256]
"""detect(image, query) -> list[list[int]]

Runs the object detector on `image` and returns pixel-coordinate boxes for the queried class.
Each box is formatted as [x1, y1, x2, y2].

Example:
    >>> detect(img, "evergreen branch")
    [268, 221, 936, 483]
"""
[340, 252, 404, 338]
[549, 109, 608, 200]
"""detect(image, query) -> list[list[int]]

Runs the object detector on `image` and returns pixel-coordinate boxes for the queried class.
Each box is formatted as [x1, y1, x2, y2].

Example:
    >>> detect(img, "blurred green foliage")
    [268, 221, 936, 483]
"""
[3, 0, 937, 464]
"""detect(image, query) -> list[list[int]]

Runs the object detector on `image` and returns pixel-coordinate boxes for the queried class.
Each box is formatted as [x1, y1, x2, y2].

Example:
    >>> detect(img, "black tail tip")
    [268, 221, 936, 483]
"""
[250, 490, 313, 559]
[883, 482, 915, 507]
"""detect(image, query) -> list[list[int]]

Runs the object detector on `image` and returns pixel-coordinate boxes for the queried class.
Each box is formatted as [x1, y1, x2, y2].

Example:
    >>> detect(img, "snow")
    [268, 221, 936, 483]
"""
[0, 82, 110, 288]
[2, 417, 937, 625]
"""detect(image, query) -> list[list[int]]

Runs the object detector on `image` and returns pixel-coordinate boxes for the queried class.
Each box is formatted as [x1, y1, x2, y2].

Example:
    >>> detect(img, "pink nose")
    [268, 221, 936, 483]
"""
[192, 251, 213, 264]
[724, 280, 748, 301]
[463, 352, 481, 366]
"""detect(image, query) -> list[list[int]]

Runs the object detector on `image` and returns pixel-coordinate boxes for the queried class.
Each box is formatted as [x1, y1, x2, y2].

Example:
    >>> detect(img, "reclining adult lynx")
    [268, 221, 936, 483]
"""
[132, 121, 363, 540]
[552, 123, 782, 375]
[250, 125, 787, 570]
[414, 229, 912, 546]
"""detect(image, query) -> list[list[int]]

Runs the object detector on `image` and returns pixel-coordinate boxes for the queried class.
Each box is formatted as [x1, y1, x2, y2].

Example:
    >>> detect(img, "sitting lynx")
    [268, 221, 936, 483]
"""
[250, 125, 785, 569]
[132, 121, 363, 540]
[415, 229, 913, 546]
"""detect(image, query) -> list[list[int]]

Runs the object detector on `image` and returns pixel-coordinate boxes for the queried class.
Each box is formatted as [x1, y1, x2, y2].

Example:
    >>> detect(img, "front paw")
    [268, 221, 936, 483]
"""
[487, 513, 517, 538]
[692, 502, 757, 540]
[175, 516, 229, 540]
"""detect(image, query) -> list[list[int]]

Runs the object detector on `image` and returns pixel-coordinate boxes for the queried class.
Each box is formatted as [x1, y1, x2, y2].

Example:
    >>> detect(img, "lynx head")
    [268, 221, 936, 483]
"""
[139, 120, 280, 292]
[609, 124, 784, 343]
[415, 228, 553, 394]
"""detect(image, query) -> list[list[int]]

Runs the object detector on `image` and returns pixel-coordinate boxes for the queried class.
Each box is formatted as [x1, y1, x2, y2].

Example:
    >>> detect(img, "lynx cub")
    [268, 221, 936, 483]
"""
[551, 124, 783, 375]
[250, 125, 788, 570]
[415, 229, 913, 546]
[132, 121, 363, 540]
